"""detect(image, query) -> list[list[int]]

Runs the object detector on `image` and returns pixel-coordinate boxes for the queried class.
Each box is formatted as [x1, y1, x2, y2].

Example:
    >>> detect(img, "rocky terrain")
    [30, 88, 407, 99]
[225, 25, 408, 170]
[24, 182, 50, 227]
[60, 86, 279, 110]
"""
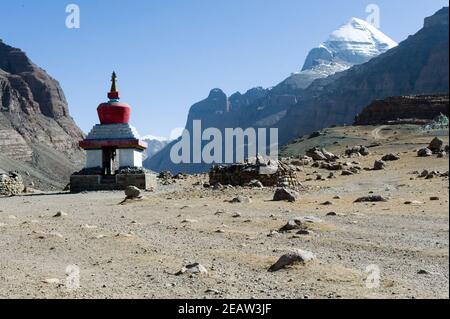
[146, 7, 449, 174]
[1, 124, 448, 299]
[0, 39, 85, 190]
[354, 95, 449, 125]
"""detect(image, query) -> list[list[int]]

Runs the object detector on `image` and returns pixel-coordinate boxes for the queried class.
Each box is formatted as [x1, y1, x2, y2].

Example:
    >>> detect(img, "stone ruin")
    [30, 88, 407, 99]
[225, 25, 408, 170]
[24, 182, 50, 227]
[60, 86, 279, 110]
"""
[0, 171, 24, 196]
[209, 160, 300, 187]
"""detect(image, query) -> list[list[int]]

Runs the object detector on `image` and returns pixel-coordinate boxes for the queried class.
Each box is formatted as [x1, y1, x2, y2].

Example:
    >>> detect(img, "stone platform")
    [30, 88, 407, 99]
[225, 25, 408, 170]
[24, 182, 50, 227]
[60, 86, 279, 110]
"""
[70, 172, 157, 193]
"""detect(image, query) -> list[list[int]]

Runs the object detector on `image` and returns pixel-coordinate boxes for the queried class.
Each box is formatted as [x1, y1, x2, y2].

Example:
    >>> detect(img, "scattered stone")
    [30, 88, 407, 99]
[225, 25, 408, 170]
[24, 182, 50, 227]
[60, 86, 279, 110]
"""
[342, 169, 355, 177]
[428, 137, 444, 153]
[53, 211, 68, 218]
[279, 219, 305, 232]
[273, 188, 300, 202]
[125, 186, 141, 199]
[205, 288, 221, 295]
[382, 154, 400, 161]
[326, 212, 337, 216]
[176, 263, 208, 276]
[354, 195, 388, 203]
[232, 213, 241, 218]
[418, 148, 433, 157]
[430, 197, 440, 201]
[306, 147, 327, 161]
[404, 201, 423, 205]
[268, 249, 315, 272]
[230, 196, 252, 204]
[296, 229, 313, 235]
[268, 230, 280, 237]
[373, 160, 386, 170]
[321, 201, 333, 206]
[417, 269, 430, 275]
[419, 170, 429, 178]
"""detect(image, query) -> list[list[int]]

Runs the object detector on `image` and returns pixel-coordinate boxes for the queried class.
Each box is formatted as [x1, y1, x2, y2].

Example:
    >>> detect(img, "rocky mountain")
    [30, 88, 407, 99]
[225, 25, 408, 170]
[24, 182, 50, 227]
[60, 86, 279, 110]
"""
[145, 16, 396, 174]
[354, 94, 449, 125]
[0, 39, 85, 190]
[277, 6, 449, 143]
[279, 17, 397, 90]
[142, 135, 173, 160]
[145, 7, 449, 174]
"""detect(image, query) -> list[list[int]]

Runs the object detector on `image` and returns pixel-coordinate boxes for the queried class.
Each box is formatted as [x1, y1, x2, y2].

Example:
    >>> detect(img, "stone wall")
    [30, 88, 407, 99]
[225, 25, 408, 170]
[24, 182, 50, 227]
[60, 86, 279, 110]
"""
[0, 171, 24, 196]
[70, 173, 157, 193]
[209, 161, 299, 187]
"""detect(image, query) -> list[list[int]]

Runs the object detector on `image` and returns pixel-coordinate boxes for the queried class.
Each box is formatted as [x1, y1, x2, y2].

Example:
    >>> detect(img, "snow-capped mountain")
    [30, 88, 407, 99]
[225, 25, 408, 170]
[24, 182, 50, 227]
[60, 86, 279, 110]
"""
[141, 135, 173, 160]
[282, 17, 398, 89]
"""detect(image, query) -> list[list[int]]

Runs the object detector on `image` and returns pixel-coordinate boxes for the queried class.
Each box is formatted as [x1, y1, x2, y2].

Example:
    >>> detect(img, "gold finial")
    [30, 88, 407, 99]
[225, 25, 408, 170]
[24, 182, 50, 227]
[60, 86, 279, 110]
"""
[110, 71, 118, 93]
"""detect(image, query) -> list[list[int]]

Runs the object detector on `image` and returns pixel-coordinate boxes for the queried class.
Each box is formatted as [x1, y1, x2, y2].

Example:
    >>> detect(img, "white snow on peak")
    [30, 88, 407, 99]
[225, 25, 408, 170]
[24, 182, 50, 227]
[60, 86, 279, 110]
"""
[281, 17, 398, 90]
[326, 17, 398, 58]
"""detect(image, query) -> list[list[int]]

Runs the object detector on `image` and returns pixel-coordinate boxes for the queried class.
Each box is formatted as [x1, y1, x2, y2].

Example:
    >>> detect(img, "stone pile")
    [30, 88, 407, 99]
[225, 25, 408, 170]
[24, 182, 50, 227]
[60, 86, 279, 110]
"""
[0, 171, 24, 196]
[209, 160, 300, 187]
[345, 146, 370, 157]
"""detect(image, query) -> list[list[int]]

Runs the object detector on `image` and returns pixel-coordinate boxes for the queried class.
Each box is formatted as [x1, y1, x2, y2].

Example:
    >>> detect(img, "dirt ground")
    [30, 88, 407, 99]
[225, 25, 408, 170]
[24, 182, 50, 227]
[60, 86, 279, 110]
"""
[0, 125, 448, 299]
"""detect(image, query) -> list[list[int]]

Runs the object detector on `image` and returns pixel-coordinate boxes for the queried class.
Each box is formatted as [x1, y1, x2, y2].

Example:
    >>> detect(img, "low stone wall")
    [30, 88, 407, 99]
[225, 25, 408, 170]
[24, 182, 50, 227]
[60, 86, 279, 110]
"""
[0, 172, 24, 196]
[209, 161, 299, 187]
[70, 173, 157, 193]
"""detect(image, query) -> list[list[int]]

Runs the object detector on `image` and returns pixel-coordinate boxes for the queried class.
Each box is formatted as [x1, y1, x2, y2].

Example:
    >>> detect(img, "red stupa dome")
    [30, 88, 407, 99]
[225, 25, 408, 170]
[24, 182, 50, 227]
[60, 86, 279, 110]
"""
[97, 72, 131, 124]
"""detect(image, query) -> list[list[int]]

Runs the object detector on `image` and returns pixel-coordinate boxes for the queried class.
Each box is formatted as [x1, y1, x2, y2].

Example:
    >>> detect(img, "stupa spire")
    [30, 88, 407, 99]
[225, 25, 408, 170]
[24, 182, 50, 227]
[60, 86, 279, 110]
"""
[108, 71, 120, 100]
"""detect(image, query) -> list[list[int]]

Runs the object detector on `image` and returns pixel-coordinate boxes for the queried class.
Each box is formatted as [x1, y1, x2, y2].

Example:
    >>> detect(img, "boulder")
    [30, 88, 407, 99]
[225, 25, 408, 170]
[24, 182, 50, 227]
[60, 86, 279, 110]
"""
[306, 147, 327, 161]
[279, 219, 305, 232]
[354, 195, 388, 203]
[125, 186, 141, 199]
[373, 160, 386, 170]
[273, 188, 300, 202]
[418, 148, 433, 157]
[382, 154, 400, 161]
[428, 137, 444, 153]
[176, 263, 208, 276]
[268, 249, 315, 272]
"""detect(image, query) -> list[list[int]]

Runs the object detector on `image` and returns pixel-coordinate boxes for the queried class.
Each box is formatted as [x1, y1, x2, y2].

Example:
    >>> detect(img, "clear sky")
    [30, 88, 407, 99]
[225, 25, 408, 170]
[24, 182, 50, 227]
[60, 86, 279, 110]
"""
[0, 0, 447, 137]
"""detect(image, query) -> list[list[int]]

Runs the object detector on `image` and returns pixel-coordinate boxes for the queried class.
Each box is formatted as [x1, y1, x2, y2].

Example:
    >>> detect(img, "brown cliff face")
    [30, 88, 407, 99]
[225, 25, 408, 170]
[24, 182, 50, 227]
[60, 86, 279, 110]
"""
[354, 95, 449, 125]
[0, 40, 85, 189]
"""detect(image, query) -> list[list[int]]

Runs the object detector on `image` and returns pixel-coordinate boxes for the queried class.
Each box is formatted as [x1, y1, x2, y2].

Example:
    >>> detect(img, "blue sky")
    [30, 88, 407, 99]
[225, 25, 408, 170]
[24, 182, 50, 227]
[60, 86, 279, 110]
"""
[0, 0, 447, 137]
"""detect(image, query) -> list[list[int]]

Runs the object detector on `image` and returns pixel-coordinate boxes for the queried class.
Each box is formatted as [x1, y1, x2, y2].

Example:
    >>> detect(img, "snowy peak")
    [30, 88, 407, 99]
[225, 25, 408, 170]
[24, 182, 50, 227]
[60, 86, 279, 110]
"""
[281, 17, 397, 90]
[303, 18, 398, 71]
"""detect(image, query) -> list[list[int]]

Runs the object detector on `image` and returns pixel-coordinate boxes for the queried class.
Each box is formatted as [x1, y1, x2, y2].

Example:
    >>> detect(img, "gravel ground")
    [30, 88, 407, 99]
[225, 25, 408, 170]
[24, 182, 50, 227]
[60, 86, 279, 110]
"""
[0, 127, 448, 299]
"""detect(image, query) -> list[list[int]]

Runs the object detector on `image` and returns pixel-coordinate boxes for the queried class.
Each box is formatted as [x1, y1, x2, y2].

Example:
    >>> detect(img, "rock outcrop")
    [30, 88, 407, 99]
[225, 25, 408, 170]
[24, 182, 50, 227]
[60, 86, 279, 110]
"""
[0, 170, 24, 196]
[354, 95, 449, 125]
[0, 39, 85, 189]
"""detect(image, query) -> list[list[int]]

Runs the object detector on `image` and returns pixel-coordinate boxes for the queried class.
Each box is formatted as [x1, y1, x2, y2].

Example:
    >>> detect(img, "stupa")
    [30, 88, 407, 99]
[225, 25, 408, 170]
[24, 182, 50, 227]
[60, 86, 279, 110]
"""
[70, 72, 156, 192]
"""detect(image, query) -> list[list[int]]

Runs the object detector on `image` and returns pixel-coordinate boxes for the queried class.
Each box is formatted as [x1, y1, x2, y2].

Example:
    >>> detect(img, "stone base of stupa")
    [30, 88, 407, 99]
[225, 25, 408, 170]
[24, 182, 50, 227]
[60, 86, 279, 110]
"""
[70, 169, 157, 193]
